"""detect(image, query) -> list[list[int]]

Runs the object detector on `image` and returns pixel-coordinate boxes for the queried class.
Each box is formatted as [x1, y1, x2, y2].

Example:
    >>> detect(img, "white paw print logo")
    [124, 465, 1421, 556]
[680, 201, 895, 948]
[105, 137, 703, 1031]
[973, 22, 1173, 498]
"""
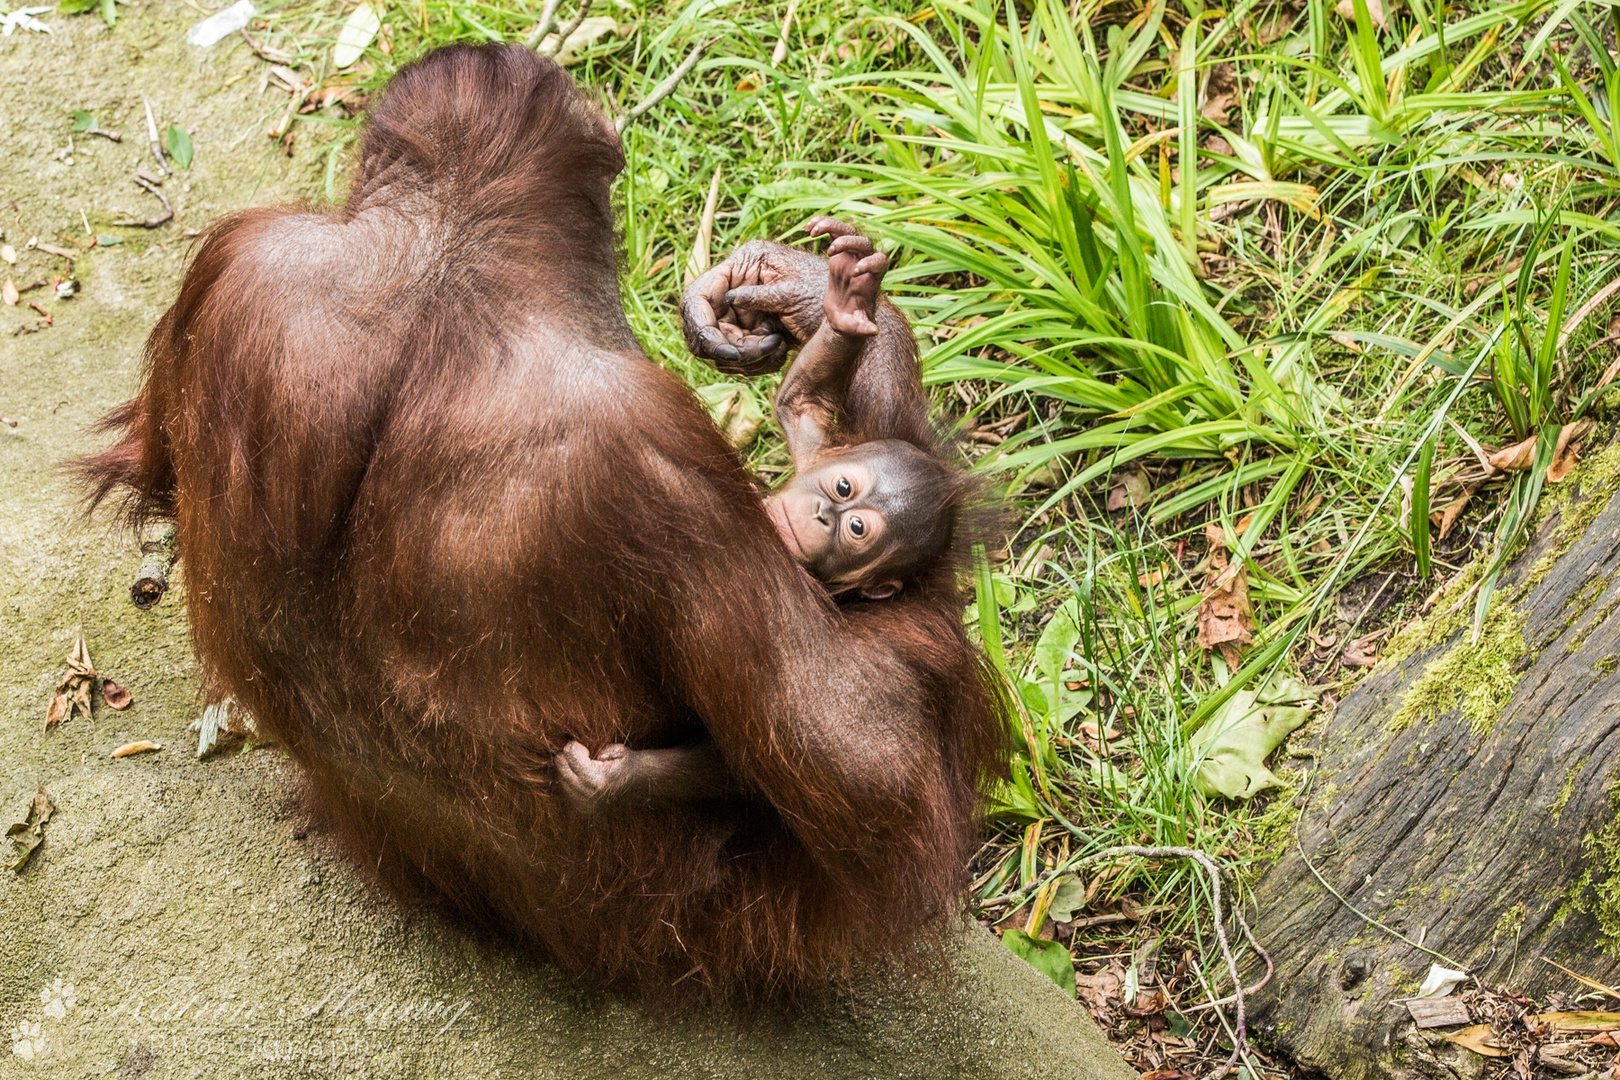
[40, 980, 75, 1021]
[9, 1020, 45, 1062]
[10, 979, 74, 1061]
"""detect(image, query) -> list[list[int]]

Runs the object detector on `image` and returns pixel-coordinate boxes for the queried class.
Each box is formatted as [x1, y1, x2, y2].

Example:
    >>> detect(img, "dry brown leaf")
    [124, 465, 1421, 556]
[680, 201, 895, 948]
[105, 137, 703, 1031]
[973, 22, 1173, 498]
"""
[1141, 1072, 1182, 1080]
[1588, 1032, 1620, 1047]
[1074, 965, 1123, 1015]
[7, 786, 55, 872]
[1442, 1024, 1510, 1057]
[1138, 563, 1166, 588]
[1547, 419, 1594, 483]
[2, 278, 17, 306]
[102, 679, 132, 711]
[1342, 632, 1381, 668]
[1487, 433, 1538, 472]
[1107, 468, 1151, 511]
[1431, 482, 1479, 540]
[43, 692, 69, 732]
[1331, 331, 1363, 353]
[111, 740, 163, 758]
[1201, 64, 1238, 122]
[1197, 549, 1253, 667]
[1335, 0, 1386, 29]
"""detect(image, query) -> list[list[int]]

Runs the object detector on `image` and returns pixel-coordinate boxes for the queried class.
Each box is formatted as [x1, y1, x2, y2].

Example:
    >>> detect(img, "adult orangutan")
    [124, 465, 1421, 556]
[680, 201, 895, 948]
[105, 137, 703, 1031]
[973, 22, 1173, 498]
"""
[80, 42, 1002, 1001]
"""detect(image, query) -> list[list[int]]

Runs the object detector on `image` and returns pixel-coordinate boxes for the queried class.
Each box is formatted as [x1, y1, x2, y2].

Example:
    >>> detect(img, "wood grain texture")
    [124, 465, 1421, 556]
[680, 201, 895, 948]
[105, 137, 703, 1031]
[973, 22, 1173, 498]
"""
[1250, 438, 1620, 1080]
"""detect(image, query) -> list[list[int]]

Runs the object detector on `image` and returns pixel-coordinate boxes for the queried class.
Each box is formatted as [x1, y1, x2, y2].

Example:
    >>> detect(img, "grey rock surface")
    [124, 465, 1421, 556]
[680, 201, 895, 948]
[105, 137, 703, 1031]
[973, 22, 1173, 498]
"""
[0, 7, 1135, 1078]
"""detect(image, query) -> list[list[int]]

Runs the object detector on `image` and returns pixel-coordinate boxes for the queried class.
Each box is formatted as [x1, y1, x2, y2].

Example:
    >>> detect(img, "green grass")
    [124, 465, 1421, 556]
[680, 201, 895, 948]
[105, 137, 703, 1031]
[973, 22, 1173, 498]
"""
[171, 0, 1620, 1063]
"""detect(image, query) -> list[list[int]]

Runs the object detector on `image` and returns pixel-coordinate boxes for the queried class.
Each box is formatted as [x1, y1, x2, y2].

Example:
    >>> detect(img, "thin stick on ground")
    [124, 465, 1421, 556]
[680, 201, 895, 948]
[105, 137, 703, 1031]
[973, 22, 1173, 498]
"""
[114, 173, 174, 229]
[614, 39, 709, 133]
[539, 0, 590, 57]
[142, 99, 170, 178]
[523, 0, 564, 51]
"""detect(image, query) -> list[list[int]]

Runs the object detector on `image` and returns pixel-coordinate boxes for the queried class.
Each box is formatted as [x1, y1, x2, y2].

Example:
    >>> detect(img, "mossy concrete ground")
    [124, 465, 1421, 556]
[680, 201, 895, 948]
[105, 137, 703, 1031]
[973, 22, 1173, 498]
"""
[0, 8, 1135, 1077]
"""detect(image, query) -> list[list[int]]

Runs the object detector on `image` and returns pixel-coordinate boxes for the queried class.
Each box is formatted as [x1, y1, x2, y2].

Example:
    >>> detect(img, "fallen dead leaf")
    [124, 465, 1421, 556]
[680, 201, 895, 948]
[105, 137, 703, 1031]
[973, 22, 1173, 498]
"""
[1335, 0, 1386, 28]
[1431, 482, 1479, 540]
[7, 785, 55, 872]
[1107, 468, 1151, 511]
[1588, 1032, 1620, 1048]
[1201, 64, 1238, 122]
[1137, 563, 1167, 588]
[2, 278, 17, 305]
[43, 692, 68, 731]
[1547, 419, 1594, 483]
[1487, 433, 1538, 472]
[1197, 549, 1253, 667]
[101, 679, 132, 711]
[111, 741, 163, 758]
[1342, 631, 1381, 668]
[1074, 964, 1124, 1015]
[1331, 331, 1363, 353]
[1442, 1023, 1510, 1057]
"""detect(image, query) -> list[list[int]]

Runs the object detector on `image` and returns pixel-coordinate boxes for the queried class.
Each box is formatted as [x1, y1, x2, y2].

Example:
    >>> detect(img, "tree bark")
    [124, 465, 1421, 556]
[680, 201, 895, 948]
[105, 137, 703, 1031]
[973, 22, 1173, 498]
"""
[1250, 439, 1620, 1080]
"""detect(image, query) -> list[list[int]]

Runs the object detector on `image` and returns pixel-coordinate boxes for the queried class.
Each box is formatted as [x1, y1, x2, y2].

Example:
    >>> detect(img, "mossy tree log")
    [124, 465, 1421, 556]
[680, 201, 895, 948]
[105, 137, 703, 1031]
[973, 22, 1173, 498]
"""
[1249, 440, 1620, 1080]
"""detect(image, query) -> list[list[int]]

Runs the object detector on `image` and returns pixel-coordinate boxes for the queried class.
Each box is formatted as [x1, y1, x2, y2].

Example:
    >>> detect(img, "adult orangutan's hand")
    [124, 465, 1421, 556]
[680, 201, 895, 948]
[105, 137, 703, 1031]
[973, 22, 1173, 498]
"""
[680, 217, 864, 376]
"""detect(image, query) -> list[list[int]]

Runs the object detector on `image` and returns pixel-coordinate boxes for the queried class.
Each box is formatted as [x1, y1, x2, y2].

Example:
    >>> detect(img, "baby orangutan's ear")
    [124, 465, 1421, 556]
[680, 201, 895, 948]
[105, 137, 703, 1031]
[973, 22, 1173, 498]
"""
[860, 580, 903, 601]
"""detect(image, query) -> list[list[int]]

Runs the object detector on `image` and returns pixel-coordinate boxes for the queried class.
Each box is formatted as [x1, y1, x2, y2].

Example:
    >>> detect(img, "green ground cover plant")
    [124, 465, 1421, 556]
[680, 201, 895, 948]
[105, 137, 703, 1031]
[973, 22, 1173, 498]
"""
[124, 0, 1620, 1067]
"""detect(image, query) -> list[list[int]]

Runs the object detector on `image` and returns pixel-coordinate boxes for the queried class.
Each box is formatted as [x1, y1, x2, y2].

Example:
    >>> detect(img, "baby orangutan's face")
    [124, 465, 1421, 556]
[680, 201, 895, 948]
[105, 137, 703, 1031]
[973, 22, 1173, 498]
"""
[765, 445, 896, 597]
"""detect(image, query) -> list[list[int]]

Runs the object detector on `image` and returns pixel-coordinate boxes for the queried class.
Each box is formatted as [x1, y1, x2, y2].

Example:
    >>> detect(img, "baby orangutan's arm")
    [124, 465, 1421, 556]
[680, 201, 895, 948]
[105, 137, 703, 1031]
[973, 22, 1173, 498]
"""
[773, 220, 888, 466]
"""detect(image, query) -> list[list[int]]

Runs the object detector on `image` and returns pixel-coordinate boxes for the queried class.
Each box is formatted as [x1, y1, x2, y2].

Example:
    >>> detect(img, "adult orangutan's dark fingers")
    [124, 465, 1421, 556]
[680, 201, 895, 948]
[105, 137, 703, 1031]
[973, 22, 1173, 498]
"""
[736, 333, 786, 369]
[724, 282, 814, 315]
[691, 324, 742, 365]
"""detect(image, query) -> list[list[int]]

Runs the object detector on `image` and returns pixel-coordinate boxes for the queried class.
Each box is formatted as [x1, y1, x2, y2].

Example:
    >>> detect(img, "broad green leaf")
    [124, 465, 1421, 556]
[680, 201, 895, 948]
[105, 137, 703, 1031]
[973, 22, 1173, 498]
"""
[164, 124, 193, 169]
[332, 1, 380, 69]
[57, 0, 99, 14]
[99, 0, 115, 27]
[70, 110, 96, 132]
[1047, 874, 1086, 923]
[1034, 600, 1080, 688]
[1001, 929, 1076, 996]
[1191, 677, 1314, 799]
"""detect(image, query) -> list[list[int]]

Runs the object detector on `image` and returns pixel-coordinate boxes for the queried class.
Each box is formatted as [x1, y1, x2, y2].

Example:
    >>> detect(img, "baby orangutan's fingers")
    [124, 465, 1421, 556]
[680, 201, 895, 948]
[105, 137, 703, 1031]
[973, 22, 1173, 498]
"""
[826, 233, 875, 259]
[555, 740, 628, 811]
[807, 215, 859, 240]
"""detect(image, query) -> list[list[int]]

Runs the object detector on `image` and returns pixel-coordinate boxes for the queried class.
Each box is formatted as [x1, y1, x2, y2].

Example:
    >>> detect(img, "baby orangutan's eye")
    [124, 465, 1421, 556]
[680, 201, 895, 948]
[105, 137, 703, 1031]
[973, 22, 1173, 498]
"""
[848, 516, 866, 538]
[835, 477, 852, 499]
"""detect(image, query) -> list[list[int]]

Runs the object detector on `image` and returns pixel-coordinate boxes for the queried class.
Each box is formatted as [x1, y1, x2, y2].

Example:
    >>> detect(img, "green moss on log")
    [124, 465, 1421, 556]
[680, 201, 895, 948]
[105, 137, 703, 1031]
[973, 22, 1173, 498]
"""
[1561, 780, 1620, 954]
[1388, 601, 1528, 735]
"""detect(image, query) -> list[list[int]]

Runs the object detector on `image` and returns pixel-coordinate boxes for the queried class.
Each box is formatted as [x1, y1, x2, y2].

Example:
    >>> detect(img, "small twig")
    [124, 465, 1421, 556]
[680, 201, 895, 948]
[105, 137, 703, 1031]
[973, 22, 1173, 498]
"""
[142, 98, 170, 177]
[1183, 906, 1274, 1013]
[614, 38, 709, 133]
[523, 0, 563, 50]
[114, 175, 174, 229]
[84, 126, 122, 142]
[540, 0, 590, 56]
[240, 28, 296, 63]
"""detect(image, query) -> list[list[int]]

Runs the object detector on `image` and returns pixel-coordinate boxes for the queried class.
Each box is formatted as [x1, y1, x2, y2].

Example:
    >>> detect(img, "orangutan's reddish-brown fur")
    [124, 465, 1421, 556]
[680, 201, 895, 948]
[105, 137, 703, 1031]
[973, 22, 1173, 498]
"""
[78, 43, 1003, 1002]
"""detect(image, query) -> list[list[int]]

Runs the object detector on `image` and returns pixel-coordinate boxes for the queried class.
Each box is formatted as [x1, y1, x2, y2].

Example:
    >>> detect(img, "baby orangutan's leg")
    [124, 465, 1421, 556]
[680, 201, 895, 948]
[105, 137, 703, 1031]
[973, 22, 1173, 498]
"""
[554, 739, 739, 812]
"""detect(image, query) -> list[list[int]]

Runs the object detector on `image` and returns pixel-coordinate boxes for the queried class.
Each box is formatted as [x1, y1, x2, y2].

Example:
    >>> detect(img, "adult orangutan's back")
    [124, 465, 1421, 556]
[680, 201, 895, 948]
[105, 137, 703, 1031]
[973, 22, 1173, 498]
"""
[79, 43, 1002, 1002]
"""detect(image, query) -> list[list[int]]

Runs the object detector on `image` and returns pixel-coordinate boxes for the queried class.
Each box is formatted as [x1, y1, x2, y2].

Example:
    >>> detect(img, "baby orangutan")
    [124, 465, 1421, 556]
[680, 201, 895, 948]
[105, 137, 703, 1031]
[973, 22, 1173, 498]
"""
[761, 219, 960, 602]
[556, 217, 971, 810]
